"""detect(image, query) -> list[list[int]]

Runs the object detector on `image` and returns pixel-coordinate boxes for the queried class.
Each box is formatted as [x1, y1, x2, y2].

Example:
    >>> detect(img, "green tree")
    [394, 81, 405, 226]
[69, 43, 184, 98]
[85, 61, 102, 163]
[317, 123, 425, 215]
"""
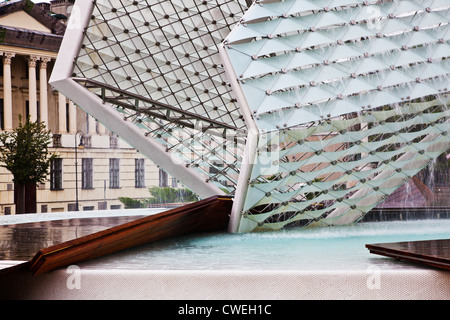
[118, 197, 144, 209]
[147, 186, 198, 204]
[119, 186, 198, 208]
[0, 115, 58, 214]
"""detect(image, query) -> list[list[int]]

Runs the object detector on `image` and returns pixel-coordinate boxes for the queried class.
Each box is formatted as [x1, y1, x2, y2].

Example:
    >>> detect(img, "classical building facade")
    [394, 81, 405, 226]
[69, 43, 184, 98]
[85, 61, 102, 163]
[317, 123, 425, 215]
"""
[0, 0, 168, 215]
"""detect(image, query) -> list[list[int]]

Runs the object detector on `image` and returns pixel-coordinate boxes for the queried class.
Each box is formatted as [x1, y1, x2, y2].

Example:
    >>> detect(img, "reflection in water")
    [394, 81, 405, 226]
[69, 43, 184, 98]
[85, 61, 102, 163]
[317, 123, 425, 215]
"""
[0, 216, 145, 261]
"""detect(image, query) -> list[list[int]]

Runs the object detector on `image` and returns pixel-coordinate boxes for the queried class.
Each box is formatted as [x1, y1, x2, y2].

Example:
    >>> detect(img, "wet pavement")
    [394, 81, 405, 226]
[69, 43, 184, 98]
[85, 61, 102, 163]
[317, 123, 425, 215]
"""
[0, 216, 146, 261]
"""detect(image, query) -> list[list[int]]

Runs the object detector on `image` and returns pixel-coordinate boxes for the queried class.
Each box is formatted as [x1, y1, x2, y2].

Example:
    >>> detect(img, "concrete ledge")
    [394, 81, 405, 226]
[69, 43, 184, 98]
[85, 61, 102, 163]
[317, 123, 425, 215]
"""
[1, 268, 449, 300]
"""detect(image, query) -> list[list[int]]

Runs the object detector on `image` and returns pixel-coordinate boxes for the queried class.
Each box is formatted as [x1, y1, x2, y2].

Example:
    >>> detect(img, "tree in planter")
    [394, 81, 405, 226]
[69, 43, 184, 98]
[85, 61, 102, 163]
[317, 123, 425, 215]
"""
[0, 115, 58, 214]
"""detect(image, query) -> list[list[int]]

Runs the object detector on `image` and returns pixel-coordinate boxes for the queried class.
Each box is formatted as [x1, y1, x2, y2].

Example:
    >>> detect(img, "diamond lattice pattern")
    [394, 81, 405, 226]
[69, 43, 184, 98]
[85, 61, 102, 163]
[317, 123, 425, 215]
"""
[72, 0, 250, 193]
[223, 0, 449, 231]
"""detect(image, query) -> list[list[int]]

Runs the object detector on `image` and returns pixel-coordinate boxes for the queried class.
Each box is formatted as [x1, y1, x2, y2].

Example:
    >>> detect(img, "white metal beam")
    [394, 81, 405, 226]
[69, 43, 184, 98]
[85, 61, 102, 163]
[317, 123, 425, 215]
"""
[219, 44, 259, 233]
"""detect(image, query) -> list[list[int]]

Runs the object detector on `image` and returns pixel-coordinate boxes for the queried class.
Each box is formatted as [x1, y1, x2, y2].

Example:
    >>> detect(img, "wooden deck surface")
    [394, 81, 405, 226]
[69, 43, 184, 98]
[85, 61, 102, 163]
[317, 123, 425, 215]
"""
[366, 239, 450, 270]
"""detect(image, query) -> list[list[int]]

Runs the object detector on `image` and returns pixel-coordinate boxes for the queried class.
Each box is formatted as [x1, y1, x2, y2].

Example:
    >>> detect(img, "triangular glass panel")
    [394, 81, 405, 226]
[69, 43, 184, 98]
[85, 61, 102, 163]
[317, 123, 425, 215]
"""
[381, 70, 414, 88]
[226, 25, 265, 44]
[366, 90, 402, 109]
[256, 38, 295, 57]
[342, 78, 376, 96]
[301, 31, 334, 49]
[272, 17, 309, 36]
[328, 45, 362, 62]
[231, 39, 267, 57]
[407, 82, 439, 100]
[406, 29, 439, 47]
[271, 73, 308, 92]
[419, 62, 448, 80]
[432, 44, 450, 60]
[341, 25, 371, 42]
[256, 94, 294, 115]
[381, 18, 413, 36]
[315, 66, 348, 84]
[241, 59, 280, 79]
[301, 87, 336, 105]
[392, 1, 423, 16]
[287, 1, 321, 15]
[355, 58, 388, 75]
[369, 38, 400, 56]
[314, 12, 347, 29]
[242, 4, 279, 22]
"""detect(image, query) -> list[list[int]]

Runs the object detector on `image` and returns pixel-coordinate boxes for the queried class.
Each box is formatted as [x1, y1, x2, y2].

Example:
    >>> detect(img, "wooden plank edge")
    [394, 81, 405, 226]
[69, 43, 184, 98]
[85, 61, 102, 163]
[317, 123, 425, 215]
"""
[29, 195, 233, 275]
[366, 240, 450, 264]
[366, 242, 450, 271]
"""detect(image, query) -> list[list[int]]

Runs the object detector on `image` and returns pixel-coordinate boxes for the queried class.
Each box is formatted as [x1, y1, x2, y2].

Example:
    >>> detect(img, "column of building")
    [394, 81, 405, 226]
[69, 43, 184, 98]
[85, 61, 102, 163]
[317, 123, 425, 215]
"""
[28, 55, 39, 122]
[2, 52, 15, 131]
[69, 100, 77, 133]
[39, 57, 51, 127]
[2, 53, 99, 136]
[58, 92, 78, 134]
[88, 113, 96, 135]
[2, 54, 58, 131]
[58, 92, 67, 133]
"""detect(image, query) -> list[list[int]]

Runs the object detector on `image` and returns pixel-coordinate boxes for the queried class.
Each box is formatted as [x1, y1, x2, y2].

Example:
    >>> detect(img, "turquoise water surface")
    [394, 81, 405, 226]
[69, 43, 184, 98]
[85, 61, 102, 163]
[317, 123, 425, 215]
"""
[81, 219, 450, 271]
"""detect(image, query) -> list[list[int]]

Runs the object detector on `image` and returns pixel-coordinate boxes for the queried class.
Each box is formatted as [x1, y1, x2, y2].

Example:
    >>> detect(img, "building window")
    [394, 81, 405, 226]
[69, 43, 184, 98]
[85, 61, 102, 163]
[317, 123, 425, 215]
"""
[82, 158, 93, 189]
[50, 158, 63, 190]
[52, 134, 62, 147]
[159, 168, 168, 187]
[135, 158, 145, 188]
[65, 103, 70, 133]
[110, 134, 119, 148]
[109, 158, 120, 189]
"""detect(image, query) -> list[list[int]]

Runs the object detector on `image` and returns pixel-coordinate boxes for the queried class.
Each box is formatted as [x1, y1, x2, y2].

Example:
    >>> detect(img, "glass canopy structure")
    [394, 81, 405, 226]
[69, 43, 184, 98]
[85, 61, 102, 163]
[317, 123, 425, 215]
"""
[51, 0, 250, 199]
[51, 0, 449, 233]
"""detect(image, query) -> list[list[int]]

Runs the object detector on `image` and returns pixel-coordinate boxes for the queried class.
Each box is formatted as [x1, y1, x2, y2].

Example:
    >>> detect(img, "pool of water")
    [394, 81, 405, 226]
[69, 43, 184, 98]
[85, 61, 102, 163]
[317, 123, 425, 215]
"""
[80, 219, 450, 271]
[0, 208, 166, 226]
